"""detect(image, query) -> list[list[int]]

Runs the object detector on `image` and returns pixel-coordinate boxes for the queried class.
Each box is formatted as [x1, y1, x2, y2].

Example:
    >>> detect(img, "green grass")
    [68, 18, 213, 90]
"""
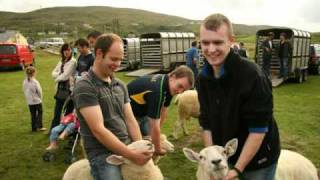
[0, 50, 319, 179]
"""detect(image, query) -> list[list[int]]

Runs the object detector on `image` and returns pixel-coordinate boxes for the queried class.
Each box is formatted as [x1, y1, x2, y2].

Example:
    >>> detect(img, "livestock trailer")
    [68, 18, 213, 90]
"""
[255, 28, 311, 86]
[126, 32, 195, 77]
[120, 38, 141, 70]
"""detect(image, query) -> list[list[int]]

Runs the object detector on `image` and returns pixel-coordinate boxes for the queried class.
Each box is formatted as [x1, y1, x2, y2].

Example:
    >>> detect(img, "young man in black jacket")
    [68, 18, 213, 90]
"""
[197, 13, 280, 180]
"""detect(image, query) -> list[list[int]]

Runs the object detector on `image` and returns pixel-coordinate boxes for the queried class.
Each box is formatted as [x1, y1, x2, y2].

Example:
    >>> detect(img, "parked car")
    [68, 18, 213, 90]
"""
[38, 37, 64, 49]
[308, 44, 320, 74]
[0, 43, 35, 70]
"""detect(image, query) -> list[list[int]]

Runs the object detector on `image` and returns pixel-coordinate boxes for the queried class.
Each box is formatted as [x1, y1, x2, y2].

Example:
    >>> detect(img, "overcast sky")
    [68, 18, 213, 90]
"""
[1, 0, 319, 32]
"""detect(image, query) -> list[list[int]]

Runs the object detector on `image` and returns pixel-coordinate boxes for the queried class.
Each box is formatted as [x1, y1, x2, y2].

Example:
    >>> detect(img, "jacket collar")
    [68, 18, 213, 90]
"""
[200, 49, 238, 81]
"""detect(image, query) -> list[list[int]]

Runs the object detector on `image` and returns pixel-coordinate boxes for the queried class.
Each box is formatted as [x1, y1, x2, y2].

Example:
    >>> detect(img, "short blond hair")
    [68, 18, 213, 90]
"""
[202, 13, 234, 37]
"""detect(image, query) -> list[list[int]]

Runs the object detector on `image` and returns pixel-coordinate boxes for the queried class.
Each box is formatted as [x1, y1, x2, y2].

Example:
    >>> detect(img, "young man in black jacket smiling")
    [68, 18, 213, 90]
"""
[197, 13, 280, 180]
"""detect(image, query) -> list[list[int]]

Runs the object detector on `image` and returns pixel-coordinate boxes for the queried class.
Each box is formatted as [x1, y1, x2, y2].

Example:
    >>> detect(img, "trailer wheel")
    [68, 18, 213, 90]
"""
[302, 70, 308, 81]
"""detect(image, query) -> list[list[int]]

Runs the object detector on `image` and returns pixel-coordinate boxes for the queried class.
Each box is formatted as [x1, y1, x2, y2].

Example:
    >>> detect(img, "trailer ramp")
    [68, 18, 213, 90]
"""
[271, 77, 285, 87]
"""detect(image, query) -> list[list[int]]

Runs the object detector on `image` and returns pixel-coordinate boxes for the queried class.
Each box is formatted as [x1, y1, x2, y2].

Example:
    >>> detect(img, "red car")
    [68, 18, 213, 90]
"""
[309, 44, 320, 74]
[0, 43, 35, 70]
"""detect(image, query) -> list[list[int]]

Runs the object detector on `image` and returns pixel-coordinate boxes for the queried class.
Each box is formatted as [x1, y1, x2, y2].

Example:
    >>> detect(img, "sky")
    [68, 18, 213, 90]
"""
[0, 0, 319, 32]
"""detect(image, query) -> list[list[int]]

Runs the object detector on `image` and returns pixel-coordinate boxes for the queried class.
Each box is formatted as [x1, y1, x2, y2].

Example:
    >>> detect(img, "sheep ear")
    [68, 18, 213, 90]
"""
[224, 138, 238, 158]
[106, 155, 124, 165]
[183, 148, 200, 162]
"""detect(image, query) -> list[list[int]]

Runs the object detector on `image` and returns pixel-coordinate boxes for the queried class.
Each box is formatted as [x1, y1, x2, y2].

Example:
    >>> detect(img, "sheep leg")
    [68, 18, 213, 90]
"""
[182, 117, 189, 135]
[173, 112, 185, 139]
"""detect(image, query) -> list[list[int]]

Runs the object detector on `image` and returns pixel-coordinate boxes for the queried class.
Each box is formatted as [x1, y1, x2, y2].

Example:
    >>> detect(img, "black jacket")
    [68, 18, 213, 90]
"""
[196, 50, 280, 171]
[279, 40, 292, 58]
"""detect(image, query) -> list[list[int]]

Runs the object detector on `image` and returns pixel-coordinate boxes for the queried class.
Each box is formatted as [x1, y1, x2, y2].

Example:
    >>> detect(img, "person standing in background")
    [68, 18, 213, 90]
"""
[50, 43, 77, 131]
[278, 32, 292, 78]
[186, 41, 199, 80]
[262, 32, 274, 77]
[23, 66, 46, 132]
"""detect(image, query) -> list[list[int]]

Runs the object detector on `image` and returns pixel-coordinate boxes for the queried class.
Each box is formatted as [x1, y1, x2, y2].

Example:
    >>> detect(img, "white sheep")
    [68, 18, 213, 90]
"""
[107, 139, 163, 180]
[62, 159, 92, 180]
[183, 139, 319, 180]
[173, 89, 199, 139]
[63, 135, 174, 180]
[276, 149, 318, 180]
[183, 139, 238, 180]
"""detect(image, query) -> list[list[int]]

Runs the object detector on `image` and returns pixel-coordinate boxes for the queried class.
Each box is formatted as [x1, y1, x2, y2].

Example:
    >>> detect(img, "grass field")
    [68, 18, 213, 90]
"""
[0, 50, 319, 180]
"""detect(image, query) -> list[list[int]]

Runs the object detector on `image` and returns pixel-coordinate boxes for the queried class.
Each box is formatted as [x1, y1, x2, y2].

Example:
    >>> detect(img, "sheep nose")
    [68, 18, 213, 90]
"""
[211, 159, 222, 165]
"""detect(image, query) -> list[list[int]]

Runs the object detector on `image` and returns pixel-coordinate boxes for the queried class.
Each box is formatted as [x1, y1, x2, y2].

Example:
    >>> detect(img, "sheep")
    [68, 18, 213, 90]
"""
[183, 139, 319, 180]
[173, 89, 199, 139]
[275, 149, 318, 180]
[183, 138, 238, 180]
[63, 135, 174, 180]
[107, 140, 163, 180]
[62, 159, 92, 180]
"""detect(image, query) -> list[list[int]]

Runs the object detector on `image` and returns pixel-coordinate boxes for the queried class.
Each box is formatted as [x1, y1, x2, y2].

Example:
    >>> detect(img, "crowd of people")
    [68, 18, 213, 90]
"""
[22, 13, 285, 180]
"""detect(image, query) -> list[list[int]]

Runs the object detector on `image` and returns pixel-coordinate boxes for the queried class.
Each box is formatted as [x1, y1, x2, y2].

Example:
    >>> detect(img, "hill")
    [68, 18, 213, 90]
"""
[0, 6, 274, 38]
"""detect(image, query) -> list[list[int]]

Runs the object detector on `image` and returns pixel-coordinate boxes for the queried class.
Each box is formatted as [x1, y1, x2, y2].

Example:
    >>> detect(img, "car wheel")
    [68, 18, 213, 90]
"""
[20, 62, 25, 70]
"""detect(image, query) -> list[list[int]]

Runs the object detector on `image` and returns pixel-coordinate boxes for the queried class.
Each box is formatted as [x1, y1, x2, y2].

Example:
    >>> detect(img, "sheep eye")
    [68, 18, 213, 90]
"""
[199, 155, 205, 160]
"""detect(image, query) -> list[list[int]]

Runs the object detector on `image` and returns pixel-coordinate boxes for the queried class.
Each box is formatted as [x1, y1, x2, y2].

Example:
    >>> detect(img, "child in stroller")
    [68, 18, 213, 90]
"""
[46, 111, 80, 151]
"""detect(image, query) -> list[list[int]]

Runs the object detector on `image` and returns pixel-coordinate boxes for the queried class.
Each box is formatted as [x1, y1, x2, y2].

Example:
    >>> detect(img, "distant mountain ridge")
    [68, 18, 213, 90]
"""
[0, 6, 276, 37]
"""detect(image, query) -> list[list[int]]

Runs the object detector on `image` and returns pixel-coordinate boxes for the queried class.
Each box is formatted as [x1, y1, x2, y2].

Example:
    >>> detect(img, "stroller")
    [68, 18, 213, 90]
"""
[42, 97, 81, 164]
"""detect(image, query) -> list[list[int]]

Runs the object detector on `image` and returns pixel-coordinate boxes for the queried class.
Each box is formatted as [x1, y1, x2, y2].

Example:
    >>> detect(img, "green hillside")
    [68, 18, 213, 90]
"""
[0, 6, 275, 39]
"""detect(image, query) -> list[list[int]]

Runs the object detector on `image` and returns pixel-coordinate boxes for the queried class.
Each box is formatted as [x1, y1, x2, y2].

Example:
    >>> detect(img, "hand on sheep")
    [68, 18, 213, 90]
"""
[128, 149, 153, 166]
[222, 169, 238, 180]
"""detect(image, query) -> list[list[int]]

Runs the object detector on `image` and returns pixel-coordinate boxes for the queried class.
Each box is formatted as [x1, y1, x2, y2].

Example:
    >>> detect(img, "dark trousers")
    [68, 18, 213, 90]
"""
[28, 103, 43, 131]
[50, 98, 74, 131]
[262, 57, 271, 77]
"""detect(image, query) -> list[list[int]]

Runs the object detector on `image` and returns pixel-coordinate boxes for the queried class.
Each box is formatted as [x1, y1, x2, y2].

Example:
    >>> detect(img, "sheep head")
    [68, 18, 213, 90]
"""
[106, 140, 154, 166]
[160, 134, 174, 153]
[183, 139, 238, 180]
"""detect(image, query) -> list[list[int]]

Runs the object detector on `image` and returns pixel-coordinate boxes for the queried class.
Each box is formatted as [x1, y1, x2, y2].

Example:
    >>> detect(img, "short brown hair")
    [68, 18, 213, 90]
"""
[202, 13, 233, 37]
[94, 33, 122, 58]
[168, 65, 194, 87]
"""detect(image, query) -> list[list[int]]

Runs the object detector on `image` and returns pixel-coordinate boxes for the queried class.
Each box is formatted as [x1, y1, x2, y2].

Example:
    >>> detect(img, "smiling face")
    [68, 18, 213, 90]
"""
[200, 23, 233, 68]
[95, 41, 124, 77]
[168, 75, 191, 96]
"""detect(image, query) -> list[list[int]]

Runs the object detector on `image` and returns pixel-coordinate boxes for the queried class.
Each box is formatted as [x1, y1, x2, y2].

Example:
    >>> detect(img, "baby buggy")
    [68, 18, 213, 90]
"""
[42, 97, 81, 164]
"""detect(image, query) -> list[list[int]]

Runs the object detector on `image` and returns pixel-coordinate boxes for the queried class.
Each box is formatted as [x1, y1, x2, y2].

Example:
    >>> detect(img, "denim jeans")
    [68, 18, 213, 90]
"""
[49, 122, 75, 142]
[280, 57, 288, 77]
[136, 116, 150, 136]
[243, 162, 278, 180]
[89, 154, 122, 180]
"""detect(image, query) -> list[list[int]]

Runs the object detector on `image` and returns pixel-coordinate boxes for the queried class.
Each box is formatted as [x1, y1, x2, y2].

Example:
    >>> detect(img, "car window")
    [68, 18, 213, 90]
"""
[0, 45, 17, 54]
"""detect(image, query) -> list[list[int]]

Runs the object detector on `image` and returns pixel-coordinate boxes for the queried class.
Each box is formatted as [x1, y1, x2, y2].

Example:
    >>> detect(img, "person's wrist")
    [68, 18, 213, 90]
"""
[231, 166, 242, 176]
